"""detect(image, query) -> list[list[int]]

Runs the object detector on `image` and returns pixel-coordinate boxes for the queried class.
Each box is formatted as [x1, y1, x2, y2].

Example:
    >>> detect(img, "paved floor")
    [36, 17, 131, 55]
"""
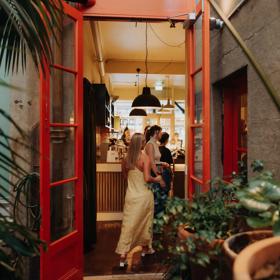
[84, 273, 164, 280]
[84, 222, 167, 278]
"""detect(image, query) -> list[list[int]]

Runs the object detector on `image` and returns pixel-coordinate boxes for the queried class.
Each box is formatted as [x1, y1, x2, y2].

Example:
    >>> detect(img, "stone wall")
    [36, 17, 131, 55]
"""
[210, 0, 280, 179]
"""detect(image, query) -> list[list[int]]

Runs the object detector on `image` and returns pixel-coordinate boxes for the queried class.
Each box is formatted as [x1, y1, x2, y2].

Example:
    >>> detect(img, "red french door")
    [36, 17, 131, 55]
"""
[40, 3, 83, 280]
[223, 73, 248, 178]
[187, 0, 210, 196]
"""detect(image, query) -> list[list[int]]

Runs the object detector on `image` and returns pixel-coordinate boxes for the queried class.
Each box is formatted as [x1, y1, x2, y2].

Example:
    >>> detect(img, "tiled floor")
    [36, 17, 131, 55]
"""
[84, 222, 167, 278]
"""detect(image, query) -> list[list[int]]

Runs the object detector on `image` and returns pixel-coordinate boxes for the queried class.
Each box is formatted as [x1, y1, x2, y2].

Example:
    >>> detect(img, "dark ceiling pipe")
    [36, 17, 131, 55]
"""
[175, 101, 184, 114]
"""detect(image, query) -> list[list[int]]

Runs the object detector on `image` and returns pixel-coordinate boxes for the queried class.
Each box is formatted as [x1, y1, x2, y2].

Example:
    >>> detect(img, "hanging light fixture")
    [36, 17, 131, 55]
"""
[157, 105, 171, 115]
[129, 108, 147, 116]
[163, 76, 175, 110]
[131, 23, 161, 110]
[129, 68, 147, 116]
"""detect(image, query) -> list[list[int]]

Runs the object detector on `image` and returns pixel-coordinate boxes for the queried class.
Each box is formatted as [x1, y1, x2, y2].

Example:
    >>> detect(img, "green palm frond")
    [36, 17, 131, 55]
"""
[0, 0, 64, 75]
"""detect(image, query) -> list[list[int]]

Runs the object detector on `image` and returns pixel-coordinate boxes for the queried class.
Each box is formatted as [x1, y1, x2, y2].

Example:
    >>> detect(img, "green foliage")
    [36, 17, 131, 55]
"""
[0, 0, 63, 75]
[154, 181, 237, 279]
[234, 160, 280, 236]
[0, 0, 64, 278]
[0, 112, 43, 278]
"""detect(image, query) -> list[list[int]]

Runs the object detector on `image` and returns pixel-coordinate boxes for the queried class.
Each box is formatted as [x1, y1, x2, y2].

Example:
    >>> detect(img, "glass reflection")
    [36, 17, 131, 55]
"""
[194, 72, 203, 124]
[50, 68, 75, 123]
[51, 182, 75, 241]
[50, 127, 75, 182]
[194, 128, 203, 178]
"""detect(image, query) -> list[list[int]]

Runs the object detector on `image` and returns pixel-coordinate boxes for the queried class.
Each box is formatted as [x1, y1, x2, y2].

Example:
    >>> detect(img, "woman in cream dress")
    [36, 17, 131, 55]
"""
[115, 133, 165, 267]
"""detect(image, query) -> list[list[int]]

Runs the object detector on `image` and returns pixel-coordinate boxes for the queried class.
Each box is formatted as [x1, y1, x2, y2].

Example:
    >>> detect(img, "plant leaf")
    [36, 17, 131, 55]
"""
[272, 219, 280, 236]
[246, 217, 272, 228]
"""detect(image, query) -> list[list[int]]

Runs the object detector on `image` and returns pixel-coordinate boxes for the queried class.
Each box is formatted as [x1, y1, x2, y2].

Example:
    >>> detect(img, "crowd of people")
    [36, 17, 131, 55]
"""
[115, 125, 173, 267]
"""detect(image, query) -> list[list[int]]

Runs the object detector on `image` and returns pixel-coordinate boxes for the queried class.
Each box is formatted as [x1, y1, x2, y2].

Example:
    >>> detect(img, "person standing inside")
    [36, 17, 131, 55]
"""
[120, 127, 131, 146]
[159, 132, 174, 197]
[115, 133, 165, 267]
[143, 125, 151, 144]
[159, 132, 173, 165]
[145, 125, 169, 216]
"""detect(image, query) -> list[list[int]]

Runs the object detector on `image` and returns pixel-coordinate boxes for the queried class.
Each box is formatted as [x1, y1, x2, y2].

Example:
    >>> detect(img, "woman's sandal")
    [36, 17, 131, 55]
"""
[119, 255, 128, 268]
[141, 247, 155, 257]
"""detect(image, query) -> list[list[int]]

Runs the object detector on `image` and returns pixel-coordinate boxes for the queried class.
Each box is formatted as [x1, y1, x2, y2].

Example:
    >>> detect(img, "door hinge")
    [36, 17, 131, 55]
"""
[183, 13, 196, 29]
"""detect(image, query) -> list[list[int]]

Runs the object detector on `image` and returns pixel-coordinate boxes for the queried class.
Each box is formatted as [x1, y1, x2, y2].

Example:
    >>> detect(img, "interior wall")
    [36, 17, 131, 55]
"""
[210, 0, 280, 179]
[83, 21, 101, 83]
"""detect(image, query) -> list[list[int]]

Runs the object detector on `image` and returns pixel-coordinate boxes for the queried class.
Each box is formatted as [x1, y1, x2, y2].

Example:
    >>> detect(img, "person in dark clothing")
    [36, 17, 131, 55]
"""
[159, 132, 173, 165]
[120, 127, 130, 146]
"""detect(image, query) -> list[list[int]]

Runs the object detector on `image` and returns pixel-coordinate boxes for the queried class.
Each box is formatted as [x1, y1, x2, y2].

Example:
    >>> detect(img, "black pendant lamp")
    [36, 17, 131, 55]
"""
[129, 68, 147, 117]
[129, 108, 147, 116]
[131, 23, 161, 110]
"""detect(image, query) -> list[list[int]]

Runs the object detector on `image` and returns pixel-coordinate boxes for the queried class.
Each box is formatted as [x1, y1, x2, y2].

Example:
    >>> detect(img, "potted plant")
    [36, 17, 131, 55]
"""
[223, 160, 280, 265]
[234, 236, 280, 280]
[153, 180, 237, 280]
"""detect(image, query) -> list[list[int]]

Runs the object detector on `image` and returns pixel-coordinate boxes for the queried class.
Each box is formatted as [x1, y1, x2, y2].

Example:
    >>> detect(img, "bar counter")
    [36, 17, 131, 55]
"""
[96, 163, 186, 221]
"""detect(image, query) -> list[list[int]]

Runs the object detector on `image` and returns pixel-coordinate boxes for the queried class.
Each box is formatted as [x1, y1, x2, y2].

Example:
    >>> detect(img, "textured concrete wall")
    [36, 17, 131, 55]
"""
[210, 0, 280, 179]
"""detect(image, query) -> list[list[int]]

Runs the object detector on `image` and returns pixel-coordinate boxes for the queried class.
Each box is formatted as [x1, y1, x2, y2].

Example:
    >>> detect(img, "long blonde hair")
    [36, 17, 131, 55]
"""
[125, 133, 144, 169]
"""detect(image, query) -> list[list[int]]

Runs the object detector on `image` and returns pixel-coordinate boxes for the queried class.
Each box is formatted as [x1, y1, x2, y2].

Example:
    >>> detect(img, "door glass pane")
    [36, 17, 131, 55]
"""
[194, 15, 202, 69]
[50, 127, 75, 182]
[51, 15, 75, 69]
[50, 68, 75, 123]
[194, 182, 202, 194]
[238, 93, 247, 148]
[194, 128, 203, 178]
[51, 182, 75, 241]
[194, 72, 203, 124]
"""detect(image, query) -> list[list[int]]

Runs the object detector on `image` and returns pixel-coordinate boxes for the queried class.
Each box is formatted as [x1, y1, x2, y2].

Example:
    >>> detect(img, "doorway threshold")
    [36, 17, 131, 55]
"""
[84, 273, 164, 279]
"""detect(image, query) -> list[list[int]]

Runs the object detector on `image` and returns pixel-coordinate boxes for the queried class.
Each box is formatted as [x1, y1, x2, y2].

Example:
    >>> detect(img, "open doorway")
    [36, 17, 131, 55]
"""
[82, 20, 186, 277]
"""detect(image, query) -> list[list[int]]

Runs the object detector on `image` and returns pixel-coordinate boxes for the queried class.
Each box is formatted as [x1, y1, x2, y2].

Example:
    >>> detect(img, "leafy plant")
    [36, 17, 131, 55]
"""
[0, 0, 63, 278]
[154, 181, 237, 279]
[234, 160, 280, 235]
[0, 0, 63, 74]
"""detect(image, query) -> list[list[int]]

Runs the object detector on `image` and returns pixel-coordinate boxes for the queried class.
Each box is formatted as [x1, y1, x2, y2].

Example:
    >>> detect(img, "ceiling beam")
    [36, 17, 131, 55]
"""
[105, 59, 185, 75]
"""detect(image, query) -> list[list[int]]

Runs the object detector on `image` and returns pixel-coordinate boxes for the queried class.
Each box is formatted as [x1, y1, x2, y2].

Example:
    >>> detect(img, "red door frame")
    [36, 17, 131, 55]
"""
[223, 73, 247, 178]
[81, 0, 194, 20]
[39, 0, 210, 278]
[40, 3, 83, 280]
[187, 0, 211, 197]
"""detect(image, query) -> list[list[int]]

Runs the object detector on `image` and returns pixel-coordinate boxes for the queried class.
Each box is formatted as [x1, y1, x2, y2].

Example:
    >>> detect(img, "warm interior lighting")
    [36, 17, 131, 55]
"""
[155, 81, 163, 91]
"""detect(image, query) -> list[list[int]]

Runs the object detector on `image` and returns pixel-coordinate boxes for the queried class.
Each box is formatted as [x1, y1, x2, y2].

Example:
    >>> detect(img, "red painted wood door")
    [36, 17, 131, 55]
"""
[40, 3, 83, 280]
[187, 0, 211, 197]
[223, 73, 248, 178]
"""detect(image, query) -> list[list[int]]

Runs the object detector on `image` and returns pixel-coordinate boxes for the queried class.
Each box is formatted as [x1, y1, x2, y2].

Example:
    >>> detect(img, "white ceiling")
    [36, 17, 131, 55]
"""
[97, 21, 186, 89]
[99, 21, 186, 61]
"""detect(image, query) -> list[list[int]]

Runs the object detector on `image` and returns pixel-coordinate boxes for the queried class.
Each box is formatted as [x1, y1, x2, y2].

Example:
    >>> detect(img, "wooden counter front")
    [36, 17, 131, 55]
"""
[96, 164, 126, 217]
[96, 163, 186, 220]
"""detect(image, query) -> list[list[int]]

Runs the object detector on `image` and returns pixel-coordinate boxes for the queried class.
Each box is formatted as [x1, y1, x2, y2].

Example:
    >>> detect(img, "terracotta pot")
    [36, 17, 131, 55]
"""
[223, 230, 272, 266]
[177, 225, 194, 240]
[234, 236, 280, 280]
[177, 226, 224, 251]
